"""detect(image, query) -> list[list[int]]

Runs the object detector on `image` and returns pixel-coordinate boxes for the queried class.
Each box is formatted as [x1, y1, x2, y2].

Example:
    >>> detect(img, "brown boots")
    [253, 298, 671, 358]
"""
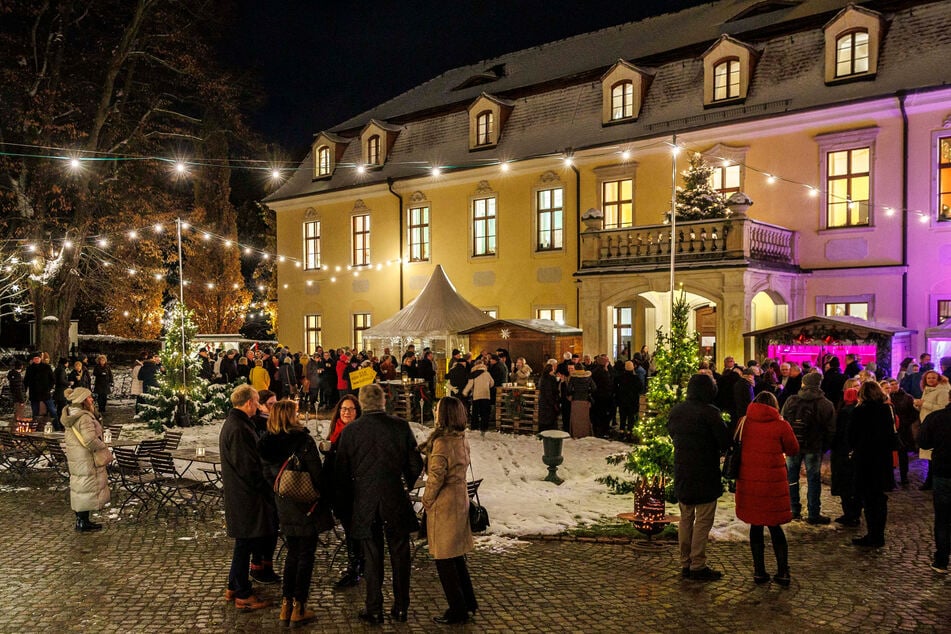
[234, 594, 270, 611]
[290, 599, 316, 628]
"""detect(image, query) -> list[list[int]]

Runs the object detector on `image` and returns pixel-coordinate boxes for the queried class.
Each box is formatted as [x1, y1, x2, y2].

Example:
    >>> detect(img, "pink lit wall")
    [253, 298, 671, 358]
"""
[767, 344, 877, 369]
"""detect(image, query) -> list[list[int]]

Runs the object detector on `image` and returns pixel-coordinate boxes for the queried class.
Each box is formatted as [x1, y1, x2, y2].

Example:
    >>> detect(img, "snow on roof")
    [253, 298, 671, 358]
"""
[459, 319, 583, 336]
[743, 315, 916, 338]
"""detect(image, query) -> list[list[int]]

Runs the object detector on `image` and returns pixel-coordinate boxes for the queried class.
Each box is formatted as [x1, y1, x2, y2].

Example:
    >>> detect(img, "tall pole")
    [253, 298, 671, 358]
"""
[669, 134, 678, 328]
[177, 217, 187, 391]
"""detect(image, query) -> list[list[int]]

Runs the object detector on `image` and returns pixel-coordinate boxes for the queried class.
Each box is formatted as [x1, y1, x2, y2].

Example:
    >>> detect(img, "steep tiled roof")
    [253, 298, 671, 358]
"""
[267, 0, 951, 203]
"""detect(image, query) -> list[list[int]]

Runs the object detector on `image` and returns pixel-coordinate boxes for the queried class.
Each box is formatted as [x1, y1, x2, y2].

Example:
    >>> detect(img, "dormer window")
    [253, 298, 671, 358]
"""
[611, 81, 634, 120]
[467, 93, 513, 150]
[367, 135, 380, 166]
[835, 30, 869, 78]
[476, 111, 494, 146]
[359, 120, 401, 169]
[702, 36, 757, 107]
[312, 131, 349, 179]
[824, 5, 883, 84]
[601, 60, 652, 125]
[713, 59, 741, 101]
[316, 146, 331, 176]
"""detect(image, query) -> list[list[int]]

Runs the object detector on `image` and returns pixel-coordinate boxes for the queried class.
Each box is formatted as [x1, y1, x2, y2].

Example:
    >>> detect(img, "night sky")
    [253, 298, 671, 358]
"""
[230, 0, 708, 157]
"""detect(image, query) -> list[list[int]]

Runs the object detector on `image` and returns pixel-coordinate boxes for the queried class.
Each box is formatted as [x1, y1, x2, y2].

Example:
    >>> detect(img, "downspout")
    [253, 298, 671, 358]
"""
[897, 91, 909, 327]
[387, 178, 405, 308]
[569, 161, 581, 326]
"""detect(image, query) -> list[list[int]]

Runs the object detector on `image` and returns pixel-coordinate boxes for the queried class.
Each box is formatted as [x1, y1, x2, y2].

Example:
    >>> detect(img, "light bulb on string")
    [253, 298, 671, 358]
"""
[181, 222, 190, 230]
[128, 230, 138, 240]
[283, 283, 288, 289]
[257, 285, 264, 292]
[330, 276, 336, 283]
[261, 253, 269, 260]
[621, 150, 631, 160]
[294, 261, 301, 268]
[431, 166, 442, 177]
[767, 174, 776, 184]
[175, 162, 187, 175]
[278, 255, 286, 263]
[244, 247, 252, 255]
[224, 240, 232, 247]
[63, 240, 72, 249]
[500, 161, 510, 173]
[202, 233, 211, 241]
[97, 238, 108, 248]
[154, 273, 163, 280]
[232, 283, 239, 289]
[69, 158, 81, 170]
[206, 282, 214, 289]
[271, 169, 281, 180]
[356, 165, 366, 175]
[127, 268, 136, 276]
[154, 224, 164, 233]
[26, 244, 36, 252]
[306, 280, 313, 287]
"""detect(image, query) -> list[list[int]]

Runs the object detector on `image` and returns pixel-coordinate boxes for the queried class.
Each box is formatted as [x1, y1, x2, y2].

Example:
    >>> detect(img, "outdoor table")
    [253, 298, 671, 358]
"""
[167, 448, 223, 482]
[380, 379, 428, 423]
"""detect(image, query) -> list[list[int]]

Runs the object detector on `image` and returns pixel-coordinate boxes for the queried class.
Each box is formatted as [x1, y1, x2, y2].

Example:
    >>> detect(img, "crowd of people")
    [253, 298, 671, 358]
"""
[671, 350, 951, 584]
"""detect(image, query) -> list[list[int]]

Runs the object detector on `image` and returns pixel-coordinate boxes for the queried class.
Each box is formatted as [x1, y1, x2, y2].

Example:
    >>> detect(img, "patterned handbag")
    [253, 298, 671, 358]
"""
[274, 452, 319, 505]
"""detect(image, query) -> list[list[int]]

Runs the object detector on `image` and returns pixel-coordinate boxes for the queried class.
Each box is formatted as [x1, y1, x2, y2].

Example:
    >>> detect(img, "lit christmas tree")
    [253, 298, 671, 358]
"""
[674, 153, 729, 220]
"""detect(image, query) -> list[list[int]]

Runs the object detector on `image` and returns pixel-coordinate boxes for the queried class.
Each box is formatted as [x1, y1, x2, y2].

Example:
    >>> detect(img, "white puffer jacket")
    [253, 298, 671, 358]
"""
[62, 406, 112, 512]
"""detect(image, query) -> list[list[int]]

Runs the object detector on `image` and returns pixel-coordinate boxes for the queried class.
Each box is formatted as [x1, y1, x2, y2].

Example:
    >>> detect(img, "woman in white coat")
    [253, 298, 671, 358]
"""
[61, 387, 113, 531]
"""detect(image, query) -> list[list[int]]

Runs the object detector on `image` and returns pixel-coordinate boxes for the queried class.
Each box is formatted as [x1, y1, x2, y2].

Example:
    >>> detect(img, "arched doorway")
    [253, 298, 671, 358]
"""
[750, 290, 788, 331]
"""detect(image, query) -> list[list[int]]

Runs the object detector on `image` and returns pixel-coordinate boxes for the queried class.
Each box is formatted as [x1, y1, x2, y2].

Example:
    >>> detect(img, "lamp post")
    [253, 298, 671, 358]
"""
[175, 217, 190, 426]
[669, 134, 678, 329]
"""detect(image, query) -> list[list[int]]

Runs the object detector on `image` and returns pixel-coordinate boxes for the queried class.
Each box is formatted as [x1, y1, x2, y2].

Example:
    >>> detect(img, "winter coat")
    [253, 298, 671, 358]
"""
[537, 372, 560, 430]
[422, 433, 474, 560]
[567, 370, 595, 402]
[732, 379, 753, 425]
[735, 403, 799, 526]
[463, 368, 494, 401]
[138, 361, 161, 391]
[53, 365, 70, 403]
[831, 403, 857, 497]
[334, 409, 424, 539]
[258, 429, 335, 537]
[249, 366, 270, 391]
[92, 364, 113, 395]
[780, 387, 836, 454]
[129, 362, 143, 396]
[615, 371, 642, 409]
[778, 374, 802, 410]
[7, 368, 25, 403]
[336, 358, 350, 390]
[220, 356, 239, 383]
[446, 363, 470, 396]
[278, 363, 298, 397]
[920, 403, 951, 479]
[716, 369, 739, 414]
[61, 405, 112, 512]
[513, 364, 533, 386]
[890, 389, 918, 449]
[820, 369, 846, 406]
[848, 401, 899, 493]
[68, 368, 91, 390]
[919, 382, 951, 423]
[667, 374, 730, 505]
[219, 408, 278, 539]
[591, 365, 613, 400]
[24, 362, 54, 401]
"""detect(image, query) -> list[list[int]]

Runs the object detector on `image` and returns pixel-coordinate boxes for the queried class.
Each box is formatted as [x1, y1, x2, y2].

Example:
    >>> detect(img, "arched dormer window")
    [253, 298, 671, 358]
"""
[611, 81, 634, 120]
[366, 135, 381, 166]
[476, 111, 494, 146]
[835, 30, 869, 78]
[702, 36, 756, 107]
[713, 58, 741, 102]
[316, 146, 332, 176]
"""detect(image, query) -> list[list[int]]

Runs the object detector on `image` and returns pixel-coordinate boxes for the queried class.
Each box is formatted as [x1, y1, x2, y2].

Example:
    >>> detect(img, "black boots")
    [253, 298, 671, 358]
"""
[751, 541, 770, 584]
[75, 511, 102, 532]
[772, 539, 790, 586]
[335, 538, 364, 589]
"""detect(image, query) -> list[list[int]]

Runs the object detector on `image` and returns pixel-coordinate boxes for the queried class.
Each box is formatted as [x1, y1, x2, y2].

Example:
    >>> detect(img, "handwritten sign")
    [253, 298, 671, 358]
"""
[348, 367, 377, 390]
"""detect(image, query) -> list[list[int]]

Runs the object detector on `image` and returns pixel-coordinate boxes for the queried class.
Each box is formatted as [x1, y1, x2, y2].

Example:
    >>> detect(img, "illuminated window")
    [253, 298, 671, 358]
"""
[476, 111, 494, 146]
[613, 307, 633, 360]
[483, 308, 498, 319]
[827, 147, 870, 228]
[353, 313, 371, 351]
[367, 135, 380, 165]
[536, 188, 564, 251]
[824, 302, 868, 320]
[835, 31, 869, 78]
[710, 163, 741, 196]
[408, 206, 430, 262]
[939, 137, 951, 222]
[472, 197, 496, 256]
[316, 146, 331, 176]
[602, 179, 633, 229]
[304, 315, 322, 354]
[352, 214, 370, 266]
[938, 299, 951, 325]
[536, 307, 565, 324]
[713, 59, 741, 101]
[611, 81, 634, 120]
[303, 221, 320, 270]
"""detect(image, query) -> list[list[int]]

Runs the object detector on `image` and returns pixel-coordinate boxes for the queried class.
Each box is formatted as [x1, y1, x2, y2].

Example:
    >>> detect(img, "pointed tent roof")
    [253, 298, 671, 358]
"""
[362, 265, 494, 339]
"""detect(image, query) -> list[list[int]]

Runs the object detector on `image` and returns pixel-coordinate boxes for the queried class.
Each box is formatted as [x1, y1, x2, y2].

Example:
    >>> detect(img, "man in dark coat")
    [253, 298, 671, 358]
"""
[668, 374, 730, 581]
[590, 355, 615, 438]
[335, 384, 424, 623]
[920, 396, 951, 573]
[219, 350, 239, 384]
[219, 385, 278, 610]
[782, 372, 836, 524]
[138, 354, 162, 394]
[23, 353, 56, 421]
[778, 362, 803, 410]
[820, 356, 847, 405]
[52, 358, 70, 431]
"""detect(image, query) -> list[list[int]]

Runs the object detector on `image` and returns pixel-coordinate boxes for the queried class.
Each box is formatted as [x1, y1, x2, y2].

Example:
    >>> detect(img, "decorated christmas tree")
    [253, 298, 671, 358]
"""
[674, 153, 729, 220]
[136, 301, 235, 432]
[600, 290, 699, 503]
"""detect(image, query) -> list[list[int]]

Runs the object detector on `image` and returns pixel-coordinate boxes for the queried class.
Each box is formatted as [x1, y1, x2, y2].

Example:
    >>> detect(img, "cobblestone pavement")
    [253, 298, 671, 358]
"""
[1, 464, 949, 633]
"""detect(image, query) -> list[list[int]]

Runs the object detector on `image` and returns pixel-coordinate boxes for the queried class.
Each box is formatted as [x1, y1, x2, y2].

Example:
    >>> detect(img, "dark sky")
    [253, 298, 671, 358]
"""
[230, 0, 708, 157]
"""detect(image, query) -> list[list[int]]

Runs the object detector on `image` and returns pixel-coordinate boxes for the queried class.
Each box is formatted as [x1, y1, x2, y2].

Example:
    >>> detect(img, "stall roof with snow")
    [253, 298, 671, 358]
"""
[460, 319, 583, 375]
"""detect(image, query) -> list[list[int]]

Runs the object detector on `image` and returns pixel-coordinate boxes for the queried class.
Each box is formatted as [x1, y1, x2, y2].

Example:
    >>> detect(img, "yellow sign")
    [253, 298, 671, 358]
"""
[348, 367, 377, 390]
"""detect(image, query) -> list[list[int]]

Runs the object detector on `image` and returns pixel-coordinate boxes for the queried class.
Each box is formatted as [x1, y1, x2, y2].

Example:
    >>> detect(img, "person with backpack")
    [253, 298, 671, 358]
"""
[780, 371, 836, 524]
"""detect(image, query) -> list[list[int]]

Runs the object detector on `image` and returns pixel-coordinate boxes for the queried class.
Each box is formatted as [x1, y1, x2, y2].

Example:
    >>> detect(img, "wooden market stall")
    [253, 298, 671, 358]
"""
[459, 319, 583, 378]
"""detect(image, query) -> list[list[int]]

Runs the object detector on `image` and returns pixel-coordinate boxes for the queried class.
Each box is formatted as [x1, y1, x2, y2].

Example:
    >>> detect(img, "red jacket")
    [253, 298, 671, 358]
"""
[336, 356, 350, 390]
[735, 402, 800, 526]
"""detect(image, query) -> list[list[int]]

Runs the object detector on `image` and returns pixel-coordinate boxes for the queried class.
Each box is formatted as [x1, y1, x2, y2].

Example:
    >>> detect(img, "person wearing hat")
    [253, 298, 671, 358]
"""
[831, 387, 862, 527]
[781, 371, 836, 524]
[61, 387, 113, 531]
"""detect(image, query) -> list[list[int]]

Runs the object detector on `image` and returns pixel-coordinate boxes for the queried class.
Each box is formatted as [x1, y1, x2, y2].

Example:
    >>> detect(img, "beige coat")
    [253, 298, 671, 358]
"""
[920, 382, 951, 422]
[422, 433, 474, 559]
[62, 406, 112, 512]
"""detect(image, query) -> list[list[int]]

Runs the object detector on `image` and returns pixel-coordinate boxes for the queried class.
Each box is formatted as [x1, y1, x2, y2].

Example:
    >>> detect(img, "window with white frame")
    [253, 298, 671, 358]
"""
[937, 298, 951, 326]
[476, 111, 494, 146]
[939, 136, 951, 222]
[536, 307, 565, 324]
[352, 214, 370, 266]
[602, 178, 633, 229]
[472, 197, 496, 256]
[613, 307, 633, 360]
[536, 187, 564, 251]
[713, 59, 741, 101]
[367, 135, 381, 166]
[303, 220, 320, 270]
[304, 314, 322, 354]
[709, 163, 741, 197]
[827, 147, 870, 228]
[824, 302, 868, 320]
[316, 146, 332, 176]
[353, 313, 371, 351]
[611, 81, 634, 120]
[408, 206, 430, 262]
[482, 308, 498, 319]
[835, 31, 870, 78]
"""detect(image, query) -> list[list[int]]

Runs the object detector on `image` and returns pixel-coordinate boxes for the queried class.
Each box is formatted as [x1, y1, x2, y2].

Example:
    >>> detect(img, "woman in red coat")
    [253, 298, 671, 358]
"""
[735, 391, 800, 586]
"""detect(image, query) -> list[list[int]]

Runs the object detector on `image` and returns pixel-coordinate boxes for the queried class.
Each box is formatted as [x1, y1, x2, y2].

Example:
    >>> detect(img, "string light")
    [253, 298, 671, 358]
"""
[69, 158, 81, 170]
[500, 161, 510, 172]
[431, 166, 442, 177]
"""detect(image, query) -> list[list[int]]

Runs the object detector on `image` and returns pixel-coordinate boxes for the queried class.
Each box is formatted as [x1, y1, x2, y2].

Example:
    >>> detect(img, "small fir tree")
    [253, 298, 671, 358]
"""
[674, 153, 729, 220]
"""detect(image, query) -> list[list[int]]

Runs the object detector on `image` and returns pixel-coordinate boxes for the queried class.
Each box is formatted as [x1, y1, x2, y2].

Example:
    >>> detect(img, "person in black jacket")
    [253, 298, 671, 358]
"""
[919, 396, 951, 573]
[219, 350, 239, 384]
[52, 358, 70, 431]
[259, 400, 334, 627]
[668, 373, 730, 581]
[24, 353, 56, 421]
[7, 361, 26, 419]
[615, 361, 643, 433]
[335, 384, 424, 624]
[821, 356, 847, 406]
[91, 355, 113, 413]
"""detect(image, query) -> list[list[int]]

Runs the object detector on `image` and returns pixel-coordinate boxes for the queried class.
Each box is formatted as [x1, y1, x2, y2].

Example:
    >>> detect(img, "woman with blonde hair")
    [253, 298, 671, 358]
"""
[249, 359, 270, 391]
[421, 396, 478, 624]
[61, 387, 113, 531]
[258, 399, 334, 627]
[916, 370, 950, 490]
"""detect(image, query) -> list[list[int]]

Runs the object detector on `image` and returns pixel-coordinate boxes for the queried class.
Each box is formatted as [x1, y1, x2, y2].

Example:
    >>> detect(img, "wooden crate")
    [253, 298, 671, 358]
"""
[495, 386, 540, 435]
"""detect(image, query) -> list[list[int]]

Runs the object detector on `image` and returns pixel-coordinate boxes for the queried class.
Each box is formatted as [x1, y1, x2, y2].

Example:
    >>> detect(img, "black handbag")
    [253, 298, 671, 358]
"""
[468, 462, 490, 533]
[722, 416, 746, 480]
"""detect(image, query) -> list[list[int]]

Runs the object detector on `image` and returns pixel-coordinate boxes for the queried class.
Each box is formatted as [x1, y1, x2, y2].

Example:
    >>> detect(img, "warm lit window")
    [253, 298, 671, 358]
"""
[472, 197, 496, 256]
[303, 221, 320, 270]
[611, 81, 634, 120]
[536, 308, 565, 324]
[713, 59, 741, 101]
[825, 302, 868, 320]
[835, 31, 869, 78]
[710, 163, 741, 196]
[939, 137, 951, 222]
[352, 214, 370, 266]
[408, 206, 430, 262]
[827, 147, 870, 228]
[602, 179, 633, 229]
[938, 299, 951, 325]
[316, 146, 332, 176]
[476, 111, 494, 146]
[483, 308, 498, 319]
[353, 313, 371, 351]
[536, 188, 564, 251]
[367, 135, 380, 165]
[613, 307, 633, 360]
[304, 314, 322, 354]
